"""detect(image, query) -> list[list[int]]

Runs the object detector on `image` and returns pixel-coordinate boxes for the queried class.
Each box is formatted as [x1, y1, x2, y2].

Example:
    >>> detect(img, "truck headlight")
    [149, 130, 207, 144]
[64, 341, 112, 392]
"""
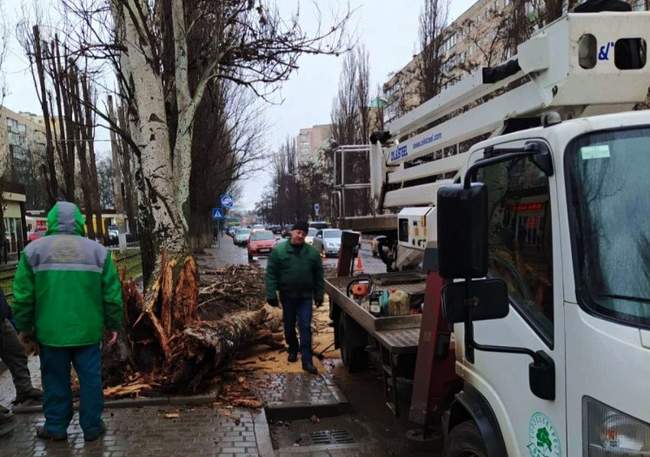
[584, 397, 650, 456]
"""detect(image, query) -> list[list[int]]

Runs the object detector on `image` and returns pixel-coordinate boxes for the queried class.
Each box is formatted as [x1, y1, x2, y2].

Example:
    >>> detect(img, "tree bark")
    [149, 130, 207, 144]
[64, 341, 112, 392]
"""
[107, 95, 125, 216]
[122, 0, 187, 255]
[81, 74, 104, 242]
[32, 26, 58, 205]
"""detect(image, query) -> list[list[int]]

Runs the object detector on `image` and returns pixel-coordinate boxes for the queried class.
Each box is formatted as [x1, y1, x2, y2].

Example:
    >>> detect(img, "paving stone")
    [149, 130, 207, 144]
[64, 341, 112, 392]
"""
[252, 373, 338, 406]
[0, 406, 262, 456]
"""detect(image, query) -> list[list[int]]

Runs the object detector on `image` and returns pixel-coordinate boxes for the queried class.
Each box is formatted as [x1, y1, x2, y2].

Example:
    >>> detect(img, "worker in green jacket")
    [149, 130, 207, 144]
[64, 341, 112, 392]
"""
[11, 201, 123, 442]
[266, 221, 324, 374]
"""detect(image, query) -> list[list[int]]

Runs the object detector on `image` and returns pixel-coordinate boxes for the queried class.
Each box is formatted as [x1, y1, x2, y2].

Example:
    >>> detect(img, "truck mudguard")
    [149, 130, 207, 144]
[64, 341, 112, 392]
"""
[448, 384, 507, 456]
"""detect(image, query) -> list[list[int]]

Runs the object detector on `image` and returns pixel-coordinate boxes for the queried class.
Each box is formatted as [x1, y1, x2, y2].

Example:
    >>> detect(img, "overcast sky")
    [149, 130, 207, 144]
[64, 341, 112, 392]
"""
[2, 0, 475, 210]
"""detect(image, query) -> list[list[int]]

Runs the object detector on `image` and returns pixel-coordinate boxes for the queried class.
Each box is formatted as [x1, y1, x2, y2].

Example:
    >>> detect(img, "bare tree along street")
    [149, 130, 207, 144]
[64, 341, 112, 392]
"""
[1, 0, 650, 455]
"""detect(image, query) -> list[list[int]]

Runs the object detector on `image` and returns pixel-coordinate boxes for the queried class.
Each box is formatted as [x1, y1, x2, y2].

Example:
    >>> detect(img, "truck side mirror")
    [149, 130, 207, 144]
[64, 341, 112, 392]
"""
[442, 278, 509, 323]
[437, 183, 488, 279]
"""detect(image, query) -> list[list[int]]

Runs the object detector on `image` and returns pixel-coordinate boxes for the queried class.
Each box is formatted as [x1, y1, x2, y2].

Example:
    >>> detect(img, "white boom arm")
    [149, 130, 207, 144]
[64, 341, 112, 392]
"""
[371, 12, 650, 211]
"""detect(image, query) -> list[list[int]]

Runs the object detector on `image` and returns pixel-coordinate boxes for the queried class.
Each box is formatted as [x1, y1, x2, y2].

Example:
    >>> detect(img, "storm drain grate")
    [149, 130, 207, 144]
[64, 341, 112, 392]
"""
[309, 429, 355, 445]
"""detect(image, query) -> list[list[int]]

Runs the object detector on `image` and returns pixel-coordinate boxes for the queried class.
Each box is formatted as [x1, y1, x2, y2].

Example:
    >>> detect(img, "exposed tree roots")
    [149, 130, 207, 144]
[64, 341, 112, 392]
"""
[103, 254, 284, 396]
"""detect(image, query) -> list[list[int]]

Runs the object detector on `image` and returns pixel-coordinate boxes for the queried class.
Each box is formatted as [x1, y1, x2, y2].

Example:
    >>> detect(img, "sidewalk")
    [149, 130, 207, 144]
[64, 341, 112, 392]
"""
[1, 404, 272, 457]
[0, 237, 354, 456]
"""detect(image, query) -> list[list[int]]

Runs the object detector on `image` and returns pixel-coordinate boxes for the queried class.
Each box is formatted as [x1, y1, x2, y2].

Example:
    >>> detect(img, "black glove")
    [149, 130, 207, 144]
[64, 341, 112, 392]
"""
[267, 298, 279, 307]
[314, 298, 323, 308]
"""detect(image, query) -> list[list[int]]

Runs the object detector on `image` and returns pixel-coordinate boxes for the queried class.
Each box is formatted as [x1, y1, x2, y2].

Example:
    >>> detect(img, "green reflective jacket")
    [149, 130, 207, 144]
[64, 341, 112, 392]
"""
[265, 240, 324, 302]
[11, 202, 123, 346]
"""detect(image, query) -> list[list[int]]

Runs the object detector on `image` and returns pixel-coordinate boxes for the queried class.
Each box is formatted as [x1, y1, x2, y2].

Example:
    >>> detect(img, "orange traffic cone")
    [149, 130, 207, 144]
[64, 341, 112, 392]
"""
[355, 255, 364, 272]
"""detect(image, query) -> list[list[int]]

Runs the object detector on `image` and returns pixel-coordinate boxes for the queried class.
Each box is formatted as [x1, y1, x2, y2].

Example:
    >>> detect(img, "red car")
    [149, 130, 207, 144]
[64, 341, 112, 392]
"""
[27, 229, 46, 244]
[247, 230, 276, 262]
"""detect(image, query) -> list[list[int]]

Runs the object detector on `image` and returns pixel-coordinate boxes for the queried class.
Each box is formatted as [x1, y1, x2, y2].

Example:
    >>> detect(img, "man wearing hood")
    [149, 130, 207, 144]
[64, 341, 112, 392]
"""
[11, 201, 123, 442]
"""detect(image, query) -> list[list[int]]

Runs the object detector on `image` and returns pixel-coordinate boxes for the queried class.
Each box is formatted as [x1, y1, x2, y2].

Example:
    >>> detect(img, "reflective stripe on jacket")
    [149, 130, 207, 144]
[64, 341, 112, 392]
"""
[11, 202, 123, 346]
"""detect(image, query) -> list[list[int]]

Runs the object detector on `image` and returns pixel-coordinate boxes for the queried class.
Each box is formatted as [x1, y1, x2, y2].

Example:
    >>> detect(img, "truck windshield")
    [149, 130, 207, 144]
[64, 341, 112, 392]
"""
[566, 126, 650, 328]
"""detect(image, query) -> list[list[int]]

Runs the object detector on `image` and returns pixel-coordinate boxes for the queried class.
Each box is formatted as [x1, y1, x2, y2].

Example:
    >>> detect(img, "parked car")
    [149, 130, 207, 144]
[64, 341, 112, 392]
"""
[247, 230, 276, 261]
[305, 227, 318, 245]
[226, 226, 239, 237]
[27, 229, 46, 244]
[312, 228, 342, 257]
[268, 224, 282, 235]
[309, 221, 329, 230]
[234, 228, 251, 246]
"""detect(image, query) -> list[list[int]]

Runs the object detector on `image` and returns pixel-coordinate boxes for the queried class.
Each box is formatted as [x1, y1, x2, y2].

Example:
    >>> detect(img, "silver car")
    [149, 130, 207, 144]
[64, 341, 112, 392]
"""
[313, 228, 342, 257]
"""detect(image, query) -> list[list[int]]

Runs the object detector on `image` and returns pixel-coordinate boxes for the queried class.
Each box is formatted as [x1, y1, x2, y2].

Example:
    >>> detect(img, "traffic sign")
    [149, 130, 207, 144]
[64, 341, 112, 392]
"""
[314, 203, 320, 215]
[220, 193, 234, 209]
[211, 208, 224, 220]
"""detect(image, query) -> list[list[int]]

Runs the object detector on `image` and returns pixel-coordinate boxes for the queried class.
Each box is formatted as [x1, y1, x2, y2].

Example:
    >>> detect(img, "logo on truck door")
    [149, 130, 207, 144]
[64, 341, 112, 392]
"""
[527, 412, 561, 457]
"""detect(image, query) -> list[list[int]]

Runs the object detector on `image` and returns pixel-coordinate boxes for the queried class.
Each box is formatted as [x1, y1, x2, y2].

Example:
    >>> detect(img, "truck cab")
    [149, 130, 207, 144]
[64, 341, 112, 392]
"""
[328, 8, 650, 456]
[445, 110, 650, 456]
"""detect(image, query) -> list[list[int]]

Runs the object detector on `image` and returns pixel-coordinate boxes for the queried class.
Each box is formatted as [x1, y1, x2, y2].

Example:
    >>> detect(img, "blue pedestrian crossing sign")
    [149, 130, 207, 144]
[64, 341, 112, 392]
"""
[220, 193, 234, 209]
[212, 208, 224, 220]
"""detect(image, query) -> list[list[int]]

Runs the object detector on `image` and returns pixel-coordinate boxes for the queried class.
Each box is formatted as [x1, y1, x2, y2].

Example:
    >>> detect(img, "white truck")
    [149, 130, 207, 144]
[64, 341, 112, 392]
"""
[326, 6, 650, 457]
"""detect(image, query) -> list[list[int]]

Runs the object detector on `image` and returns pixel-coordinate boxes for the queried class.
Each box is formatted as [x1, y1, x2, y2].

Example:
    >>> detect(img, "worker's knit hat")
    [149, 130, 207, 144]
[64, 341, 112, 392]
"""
[292, 221, 309, 233]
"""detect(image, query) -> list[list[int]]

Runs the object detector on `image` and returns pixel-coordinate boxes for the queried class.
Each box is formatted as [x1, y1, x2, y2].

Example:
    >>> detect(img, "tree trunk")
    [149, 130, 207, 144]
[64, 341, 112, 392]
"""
[115, 259, 283, 392]
[188, 212, 213, 253]
[81, 75, 104, 242]
[116, 101, 138, 237]
[122, 0, 187, 255]
[55, 43, 77, 202]
[68, 65, 96, 239]
[32, 26, 58, 205]
[107, 96, 125, 216]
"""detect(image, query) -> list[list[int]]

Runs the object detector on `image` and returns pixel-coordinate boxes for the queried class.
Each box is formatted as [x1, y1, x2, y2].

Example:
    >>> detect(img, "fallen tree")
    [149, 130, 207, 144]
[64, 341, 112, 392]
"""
[103, 263, 284, 396]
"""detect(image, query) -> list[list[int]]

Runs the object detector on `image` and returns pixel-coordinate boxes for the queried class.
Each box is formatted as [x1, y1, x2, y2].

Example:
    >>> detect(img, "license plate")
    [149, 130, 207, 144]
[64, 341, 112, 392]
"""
[259, 248, 270, 253]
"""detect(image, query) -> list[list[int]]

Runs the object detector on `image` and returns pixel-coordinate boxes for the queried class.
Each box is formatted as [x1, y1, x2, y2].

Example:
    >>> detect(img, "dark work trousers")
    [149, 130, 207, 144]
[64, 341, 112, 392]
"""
[281, 297, 313, 366]
[39, 344, 104, 437]
[0, 318, 34, 396]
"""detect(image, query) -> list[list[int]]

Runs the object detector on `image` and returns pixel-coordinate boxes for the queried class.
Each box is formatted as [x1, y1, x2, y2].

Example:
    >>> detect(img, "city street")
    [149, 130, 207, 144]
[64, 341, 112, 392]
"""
[1, 0, 649, 455]
[1, 237, 440, 457]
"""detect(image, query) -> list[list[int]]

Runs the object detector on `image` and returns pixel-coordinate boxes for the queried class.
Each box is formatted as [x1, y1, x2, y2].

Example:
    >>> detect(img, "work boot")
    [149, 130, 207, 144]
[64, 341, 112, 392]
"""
[287, 352, 298, 363]
[36, 425, 67, 441]
[302, 364, 318, 375]
[15, 387, 43, 405]
[84, 421, 107, 442]
[0, 406, 16, 438]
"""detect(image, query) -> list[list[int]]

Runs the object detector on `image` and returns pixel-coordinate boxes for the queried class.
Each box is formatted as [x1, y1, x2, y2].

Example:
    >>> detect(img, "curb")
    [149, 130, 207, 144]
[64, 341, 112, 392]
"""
[263, 374, 350, 422]
[253, 408, 275, 457]
[12, 393, 218, 414]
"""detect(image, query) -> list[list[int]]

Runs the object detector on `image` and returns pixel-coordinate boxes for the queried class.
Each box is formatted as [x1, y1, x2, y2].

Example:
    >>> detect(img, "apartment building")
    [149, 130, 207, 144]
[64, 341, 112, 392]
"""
[0, 107, 49, 210]
[383, 0, 511, 123]
[295, 124, 332, 165]
[383, 0, 648, 124]
[1, 181, 27, 257]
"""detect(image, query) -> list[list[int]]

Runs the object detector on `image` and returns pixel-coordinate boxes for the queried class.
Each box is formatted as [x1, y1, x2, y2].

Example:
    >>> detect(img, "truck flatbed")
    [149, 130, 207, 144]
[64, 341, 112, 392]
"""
[325, 273, 424, 353]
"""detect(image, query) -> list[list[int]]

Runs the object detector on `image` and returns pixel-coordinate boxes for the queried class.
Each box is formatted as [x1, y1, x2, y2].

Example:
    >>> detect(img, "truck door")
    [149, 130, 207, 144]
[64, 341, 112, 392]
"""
[455, 143, 566, 457]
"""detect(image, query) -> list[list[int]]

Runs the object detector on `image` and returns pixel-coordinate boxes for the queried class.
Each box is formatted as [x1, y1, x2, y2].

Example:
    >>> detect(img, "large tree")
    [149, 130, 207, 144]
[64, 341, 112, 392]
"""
[330, 45, 372, 218]
[417, 0, 451, 101]
[23, 28, 105, 240]
[54, 0, 350, 381]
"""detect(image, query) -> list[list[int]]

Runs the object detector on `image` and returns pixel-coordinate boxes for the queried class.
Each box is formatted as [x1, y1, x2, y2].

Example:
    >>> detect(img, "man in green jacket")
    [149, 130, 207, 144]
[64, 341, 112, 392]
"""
[11, 201, 123, 442]
[266, 221, 324, 374]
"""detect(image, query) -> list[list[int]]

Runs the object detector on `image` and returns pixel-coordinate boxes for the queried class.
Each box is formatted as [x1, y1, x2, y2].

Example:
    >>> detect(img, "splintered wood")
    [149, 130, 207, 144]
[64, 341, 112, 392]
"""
[198, 265, 267, 320]
[104, 259, 284, 398]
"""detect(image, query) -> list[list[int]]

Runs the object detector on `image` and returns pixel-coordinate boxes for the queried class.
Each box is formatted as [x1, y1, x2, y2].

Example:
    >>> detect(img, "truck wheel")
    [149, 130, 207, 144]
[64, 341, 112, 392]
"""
[338, 314, 368, 373]
[445, 421, 487, 457]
